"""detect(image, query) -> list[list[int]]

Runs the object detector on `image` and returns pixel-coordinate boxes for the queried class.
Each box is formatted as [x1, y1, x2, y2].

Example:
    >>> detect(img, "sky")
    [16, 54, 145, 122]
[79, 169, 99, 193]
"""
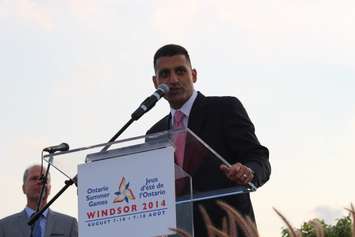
[1, 0, 354, 236]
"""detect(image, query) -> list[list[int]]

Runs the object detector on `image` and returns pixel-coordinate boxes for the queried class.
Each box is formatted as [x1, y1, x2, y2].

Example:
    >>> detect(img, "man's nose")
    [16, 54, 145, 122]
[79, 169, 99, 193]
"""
[169, 72, 179, 83]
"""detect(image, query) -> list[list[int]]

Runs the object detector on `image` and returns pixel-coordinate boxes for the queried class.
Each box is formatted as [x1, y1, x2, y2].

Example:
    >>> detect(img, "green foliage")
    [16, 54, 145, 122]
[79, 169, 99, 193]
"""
[281, 215, 352, 237]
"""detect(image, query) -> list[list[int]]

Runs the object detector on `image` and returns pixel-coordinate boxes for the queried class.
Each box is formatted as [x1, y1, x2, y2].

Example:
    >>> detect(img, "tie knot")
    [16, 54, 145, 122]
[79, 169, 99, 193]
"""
[174, 110, 185, 128]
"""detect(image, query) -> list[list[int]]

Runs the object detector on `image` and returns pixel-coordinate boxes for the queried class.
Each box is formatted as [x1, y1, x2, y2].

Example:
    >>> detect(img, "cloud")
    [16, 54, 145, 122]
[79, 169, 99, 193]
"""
[67, 0, 100, 18]
[44, 63, 122, 144]
[312, 206, 346, 224]
[0, 133, 50, 163]
[214, 0, 355, 42]
[65, 0, 105, 30]
[152, 0, 355, 64]
[152, 0, 200, 41]
[1, 0, 119, 33]
[64, 0, 146, 34]
[2, 0, 55, 31]
[53, 63, 115, 97]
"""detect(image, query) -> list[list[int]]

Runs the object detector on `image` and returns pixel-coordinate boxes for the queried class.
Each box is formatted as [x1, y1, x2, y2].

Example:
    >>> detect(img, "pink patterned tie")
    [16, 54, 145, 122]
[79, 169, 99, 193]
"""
[173, 110, 186, 167]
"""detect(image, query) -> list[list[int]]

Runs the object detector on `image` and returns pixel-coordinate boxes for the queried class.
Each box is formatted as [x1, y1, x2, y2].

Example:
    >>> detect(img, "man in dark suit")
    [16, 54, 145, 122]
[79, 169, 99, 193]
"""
[147, 44, 271, 236]
[0, 164, 78, 237]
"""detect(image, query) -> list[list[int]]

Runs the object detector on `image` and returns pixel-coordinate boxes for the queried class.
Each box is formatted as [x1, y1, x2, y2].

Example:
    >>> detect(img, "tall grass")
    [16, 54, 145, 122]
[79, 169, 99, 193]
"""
[169, 202, 354, 237]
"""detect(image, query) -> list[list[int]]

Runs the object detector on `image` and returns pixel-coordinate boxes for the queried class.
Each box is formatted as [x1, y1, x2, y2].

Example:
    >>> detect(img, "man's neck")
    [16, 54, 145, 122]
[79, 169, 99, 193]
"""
[170, 90, 198, 114]
[27, 199, 47, 210]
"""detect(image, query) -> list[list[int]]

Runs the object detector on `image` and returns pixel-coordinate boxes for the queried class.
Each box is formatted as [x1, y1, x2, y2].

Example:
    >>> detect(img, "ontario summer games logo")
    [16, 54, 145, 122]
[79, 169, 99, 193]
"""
[113, 177, 136, 203]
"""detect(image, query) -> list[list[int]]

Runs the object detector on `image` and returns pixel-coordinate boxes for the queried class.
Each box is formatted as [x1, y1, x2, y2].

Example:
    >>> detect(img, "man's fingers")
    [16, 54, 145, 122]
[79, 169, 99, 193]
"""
[220, 163, 254, 185]
[220, 164, 228, 171]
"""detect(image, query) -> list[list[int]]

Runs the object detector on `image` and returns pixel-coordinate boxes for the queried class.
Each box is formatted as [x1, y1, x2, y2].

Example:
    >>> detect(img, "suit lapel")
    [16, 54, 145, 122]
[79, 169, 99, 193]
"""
[44, 209, 55, 237]
[163, 114, 171, 130]
[188, 92, 208, 135]
[18, 210, 31, 237]
[148, 93, 208, 177]
[183, 92, 209, 174]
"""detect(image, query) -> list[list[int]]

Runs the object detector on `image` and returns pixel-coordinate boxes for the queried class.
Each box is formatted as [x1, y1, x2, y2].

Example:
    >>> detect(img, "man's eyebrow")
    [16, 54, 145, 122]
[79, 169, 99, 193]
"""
[175, 65, 187, 69]
[157, 65, 187, 73]
[158, 68, 169, 73]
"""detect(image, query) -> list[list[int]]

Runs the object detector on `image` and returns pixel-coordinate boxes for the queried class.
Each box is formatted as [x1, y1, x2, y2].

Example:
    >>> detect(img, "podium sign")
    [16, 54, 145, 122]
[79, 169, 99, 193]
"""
[77, 146, 176, 237]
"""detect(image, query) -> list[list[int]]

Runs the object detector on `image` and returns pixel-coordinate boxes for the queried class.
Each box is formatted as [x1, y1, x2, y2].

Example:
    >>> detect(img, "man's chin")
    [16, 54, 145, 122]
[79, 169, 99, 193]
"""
[30, 195, 46, 202]
[168, 99, 186, 109]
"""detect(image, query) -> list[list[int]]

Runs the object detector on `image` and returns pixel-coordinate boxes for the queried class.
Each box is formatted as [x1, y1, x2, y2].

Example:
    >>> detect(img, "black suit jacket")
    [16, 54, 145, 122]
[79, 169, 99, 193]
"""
[147, 92, 270, 236]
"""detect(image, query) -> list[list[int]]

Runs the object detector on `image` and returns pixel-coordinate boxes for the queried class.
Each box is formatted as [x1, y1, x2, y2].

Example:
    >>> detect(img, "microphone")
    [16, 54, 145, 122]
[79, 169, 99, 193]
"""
[131, 84, 169, 120]
[43, 143, 70, 153]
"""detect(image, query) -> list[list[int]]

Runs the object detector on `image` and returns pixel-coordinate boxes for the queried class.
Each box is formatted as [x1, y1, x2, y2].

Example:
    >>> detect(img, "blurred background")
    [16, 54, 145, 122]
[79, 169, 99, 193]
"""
[0, 0, 354, 235]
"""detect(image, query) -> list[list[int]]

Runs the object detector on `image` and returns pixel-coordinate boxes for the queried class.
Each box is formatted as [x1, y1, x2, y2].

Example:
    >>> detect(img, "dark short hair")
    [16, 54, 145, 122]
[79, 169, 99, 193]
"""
[153, 44, 191, 70]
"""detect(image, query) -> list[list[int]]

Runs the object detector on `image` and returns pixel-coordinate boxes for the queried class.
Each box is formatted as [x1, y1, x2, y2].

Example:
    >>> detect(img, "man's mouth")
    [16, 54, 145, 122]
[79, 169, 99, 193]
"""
[168, 88, 182, 95]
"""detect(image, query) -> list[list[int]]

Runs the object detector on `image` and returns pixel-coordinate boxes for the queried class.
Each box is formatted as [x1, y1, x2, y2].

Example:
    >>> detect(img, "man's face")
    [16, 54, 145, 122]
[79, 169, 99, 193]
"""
[22, 166, 51, 202]
[153, 55, 197, 109]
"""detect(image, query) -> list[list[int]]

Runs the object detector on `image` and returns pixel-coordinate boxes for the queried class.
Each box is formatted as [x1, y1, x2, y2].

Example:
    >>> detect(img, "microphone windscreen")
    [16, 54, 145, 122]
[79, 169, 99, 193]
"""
[158, 83, 169, 94]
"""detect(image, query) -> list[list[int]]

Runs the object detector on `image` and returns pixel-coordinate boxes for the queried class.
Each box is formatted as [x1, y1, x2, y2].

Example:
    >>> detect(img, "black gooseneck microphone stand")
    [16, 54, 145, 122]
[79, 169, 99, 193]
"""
[28, 151, 54, 237]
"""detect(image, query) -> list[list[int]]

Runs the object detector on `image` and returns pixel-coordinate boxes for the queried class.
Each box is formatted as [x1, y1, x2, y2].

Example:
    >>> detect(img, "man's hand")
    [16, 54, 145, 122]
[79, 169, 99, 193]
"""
[220, 163, 254, 185]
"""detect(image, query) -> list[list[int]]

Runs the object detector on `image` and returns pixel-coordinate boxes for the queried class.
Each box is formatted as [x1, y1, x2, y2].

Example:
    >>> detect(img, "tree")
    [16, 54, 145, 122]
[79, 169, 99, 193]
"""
[281, 215, 352, 237]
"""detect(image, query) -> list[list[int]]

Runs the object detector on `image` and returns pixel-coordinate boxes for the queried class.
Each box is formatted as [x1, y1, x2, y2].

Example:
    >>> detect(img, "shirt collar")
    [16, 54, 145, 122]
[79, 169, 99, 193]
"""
[170, 90, 198, 119]
[25, 207, 49, 219]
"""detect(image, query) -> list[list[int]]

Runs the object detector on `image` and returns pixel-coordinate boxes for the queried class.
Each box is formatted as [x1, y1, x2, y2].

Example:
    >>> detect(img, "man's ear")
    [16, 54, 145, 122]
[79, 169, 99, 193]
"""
[152, 76, 158, 89]
[192, 69, 197, 83]
[22, 185, 25, 194]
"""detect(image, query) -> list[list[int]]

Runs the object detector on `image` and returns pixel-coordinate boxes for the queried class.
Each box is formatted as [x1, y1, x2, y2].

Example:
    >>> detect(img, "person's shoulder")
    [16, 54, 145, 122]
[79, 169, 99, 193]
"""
[49, 210, 77, 222]
[205, 95, 240, 102]
[0, 211, 24, 224]
[202, 94, 243, 108]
